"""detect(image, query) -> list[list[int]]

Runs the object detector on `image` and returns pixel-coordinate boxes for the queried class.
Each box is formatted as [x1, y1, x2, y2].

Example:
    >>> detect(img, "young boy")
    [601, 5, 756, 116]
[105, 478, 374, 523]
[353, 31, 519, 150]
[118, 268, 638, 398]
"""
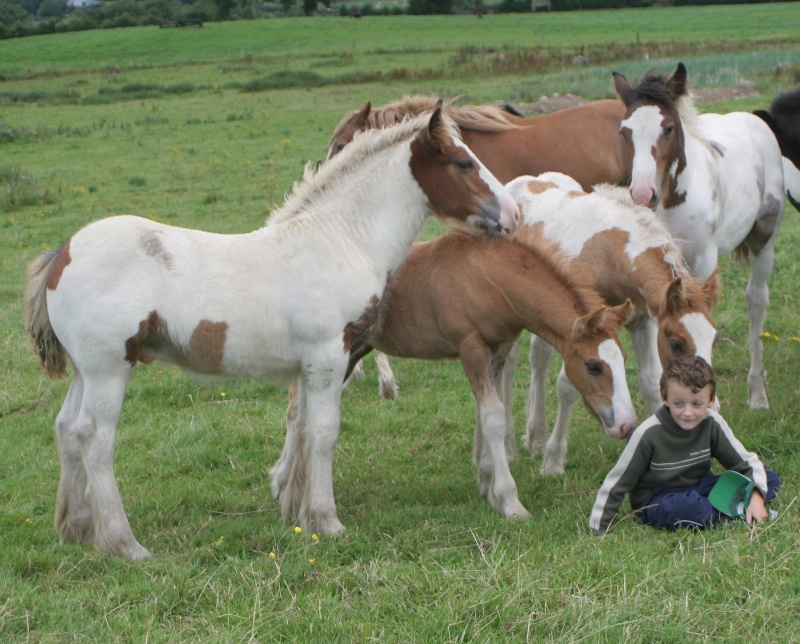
[589, 356, 780, 534]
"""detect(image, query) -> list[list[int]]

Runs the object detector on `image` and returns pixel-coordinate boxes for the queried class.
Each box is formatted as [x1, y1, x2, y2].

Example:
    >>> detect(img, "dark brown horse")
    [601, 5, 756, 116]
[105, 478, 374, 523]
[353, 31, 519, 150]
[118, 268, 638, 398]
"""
[327, 95, 630, 190]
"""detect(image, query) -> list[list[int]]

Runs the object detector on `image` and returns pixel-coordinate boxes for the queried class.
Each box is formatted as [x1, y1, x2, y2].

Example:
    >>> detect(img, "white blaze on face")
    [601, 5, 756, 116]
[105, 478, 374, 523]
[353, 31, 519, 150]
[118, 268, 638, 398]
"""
[460, 141, 520, 232]
[679, 312, 717, 363]
[598, 338, 636, 437]
[622, 105, 664, 204]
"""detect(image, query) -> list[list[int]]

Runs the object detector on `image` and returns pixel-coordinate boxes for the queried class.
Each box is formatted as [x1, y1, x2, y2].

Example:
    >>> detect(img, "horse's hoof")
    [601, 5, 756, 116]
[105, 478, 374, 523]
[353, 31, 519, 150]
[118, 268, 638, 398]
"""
[379, 381, 398, 400]
[522, 434, 546, 455]
[503, 502, 531, 519]
[540, 461, 565, 477]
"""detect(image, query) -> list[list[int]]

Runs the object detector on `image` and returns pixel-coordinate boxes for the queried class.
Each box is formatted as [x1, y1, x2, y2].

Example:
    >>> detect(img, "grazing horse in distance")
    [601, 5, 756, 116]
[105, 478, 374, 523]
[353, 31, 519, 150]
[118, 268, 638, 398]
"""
[753, 83, 800, 211]
[24, 108, 519, 560]
[613, 62, 785, 409]
[505, 172, 720, 475]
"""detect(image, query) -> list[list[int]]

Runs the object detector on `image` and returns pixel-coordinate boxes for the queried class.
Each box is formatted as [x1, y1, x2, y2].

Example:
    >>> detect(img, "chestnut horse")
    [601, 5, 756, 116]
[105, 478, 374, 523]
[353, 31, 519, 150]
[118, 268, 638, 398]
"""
[505, 173, 720, 475]
[24, 109, 519, 560]
[327, 95, 630, 189]
[333, 230, 636, 518]
[754, 83, 800, 211]
[613, 63, 785, 409]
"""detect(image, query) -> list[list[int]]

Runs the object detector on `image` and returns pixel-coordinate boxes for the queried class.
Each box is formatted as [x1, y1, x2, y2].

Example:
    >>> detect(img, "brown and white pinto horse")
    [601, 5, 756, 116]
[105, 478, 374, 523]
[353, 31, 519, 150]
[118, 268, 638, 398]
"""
[505, 173, 720, 475]
[613, 63, 785, 408]
[24, 109, 519, 560]
[339, 231, 635, 518]
[754, 83, 800, 211]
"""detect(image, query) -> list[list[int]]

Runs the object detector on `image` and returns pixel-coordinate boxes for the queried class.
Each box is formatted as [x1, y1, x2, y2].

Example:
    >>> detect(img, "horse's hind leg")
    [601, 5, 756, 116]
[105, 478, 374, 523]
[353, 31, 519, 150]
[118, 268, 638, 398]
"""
[76, 371, 151, 560]
[54, 368, 93, 544]
[523, 336, 555, 455]
[746, 244, 775, 409]
[376, 352, 399, 400]
[269, 382, 302, 504]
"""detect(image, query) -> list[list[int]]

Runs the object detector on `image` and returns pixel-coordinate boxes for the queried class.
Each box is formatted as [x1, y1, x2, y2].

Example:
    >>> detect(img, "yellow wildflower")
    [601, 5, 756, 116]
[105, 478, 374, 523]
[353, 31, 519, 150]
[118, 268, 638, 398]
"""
[294, 526, 302, 534]
[311, 533, 319, 542]
[269, 552, 276, 560]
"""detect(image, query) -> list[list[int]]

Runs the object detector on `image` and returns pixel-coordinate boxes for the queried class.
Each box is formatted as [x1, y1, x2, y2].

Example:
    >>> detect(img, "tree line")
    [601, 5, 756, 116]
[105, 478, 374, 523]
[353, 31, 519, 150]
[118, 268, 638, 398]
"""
[0, 0, 789, 41]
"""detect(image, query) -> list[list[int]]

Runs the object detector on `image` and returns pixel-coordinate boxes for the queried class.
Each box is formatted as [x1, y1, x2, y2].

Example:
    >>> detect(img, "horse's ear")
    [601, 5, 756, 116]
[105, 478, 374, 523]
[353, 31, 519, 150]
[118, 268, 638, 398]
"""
[612, 71, 635, 106]
[355, 101, 372, 127]
[669, 63, 688, 100]
[702, 268, 722, 309]
[427, 103, 447, 149]
[663, 276, 686, 315]
[607, 299, 635, 330]
[573, 301, 629, 339]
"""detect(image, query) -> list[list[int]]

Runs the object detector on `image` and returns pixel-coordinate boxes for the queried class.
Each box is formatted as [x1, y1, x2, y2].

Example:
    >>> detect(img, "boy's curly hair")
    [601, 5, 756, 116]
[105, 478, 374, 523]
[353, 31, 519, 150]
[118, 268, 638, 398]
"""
[660, 356, 716, 400]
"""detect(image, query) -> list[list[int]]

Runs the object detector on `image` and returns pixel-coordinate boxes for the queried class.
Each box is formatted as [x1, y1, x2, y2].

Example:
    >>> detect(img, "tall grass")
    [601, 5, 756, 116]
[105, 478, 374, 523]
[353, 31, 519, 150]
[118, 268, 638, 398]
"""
[1, 6, 800, 641]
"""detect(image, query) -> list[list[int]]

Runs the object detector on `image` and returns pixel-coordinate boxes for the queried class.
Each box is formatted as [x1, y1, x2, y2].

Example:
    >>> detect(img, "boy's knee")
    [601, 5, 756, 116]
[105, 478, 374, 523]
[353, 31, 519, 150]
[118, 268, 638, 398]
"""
[765, 467, 781, 502]
[642, 490, 718, 530]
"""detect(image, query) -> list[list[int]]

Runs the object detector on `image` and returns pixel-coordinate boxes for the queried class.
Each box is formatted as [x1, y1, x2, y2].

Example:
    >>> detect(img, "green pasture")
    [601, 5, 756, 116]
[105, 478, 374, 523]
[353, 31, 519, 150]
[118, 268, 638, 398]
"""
[2, 5, 800, 641]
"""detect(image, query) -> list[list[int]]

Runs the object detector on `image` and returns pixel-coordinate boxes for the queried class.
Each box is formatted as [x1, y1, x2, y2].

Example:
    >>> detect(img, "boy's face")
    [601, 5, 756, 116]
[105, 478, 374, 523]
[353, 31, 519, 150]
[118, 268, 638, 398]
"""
[661, 380, 714, 431]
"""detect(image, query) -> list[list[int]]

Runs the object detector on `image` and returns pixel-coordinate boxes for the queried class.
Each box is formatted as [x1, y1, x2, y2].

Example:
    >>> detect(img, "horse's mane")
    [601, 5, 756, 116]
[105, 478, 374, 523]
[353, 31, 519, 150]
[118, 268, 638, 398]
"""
[591, 184, 691, 278]
[329, 95, 519, 144]
[271, 112, 458, 225]
[498, 229, 607, 316]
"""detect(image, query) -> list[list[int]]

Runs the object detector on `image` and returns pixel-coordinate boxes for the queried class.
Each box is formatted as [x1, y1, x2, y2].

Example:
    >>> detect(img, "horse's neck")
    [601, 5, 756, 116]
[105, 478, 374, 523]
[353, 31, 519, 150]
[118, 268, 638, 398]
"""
[499, 244, 599, 353]
[624, 245, 685, 316]
[269, 145, 428, 275]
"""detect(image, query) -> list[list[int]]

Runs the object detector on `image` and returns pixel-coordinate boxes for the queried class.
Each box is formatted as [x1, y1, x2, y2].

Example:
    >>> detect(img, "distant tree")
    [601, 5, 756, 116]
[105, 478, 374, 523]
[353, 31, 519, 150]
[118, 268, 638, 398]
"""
[211, 0, 236, 19]
[279, 0, 293, 13]
[407, 0, 453, 13]
[302, 0, 316, 15]
[36, 0, 66, 18]
[0, 0, 31, 22]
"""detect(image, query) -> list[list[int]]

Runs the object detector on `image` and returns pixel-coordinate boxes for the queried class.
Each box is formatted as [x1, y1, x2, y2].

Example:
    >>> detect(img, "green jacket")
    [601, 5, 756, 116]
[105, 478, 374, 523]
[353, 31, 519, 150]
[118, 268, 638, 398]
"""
[589, 407, 768, 533]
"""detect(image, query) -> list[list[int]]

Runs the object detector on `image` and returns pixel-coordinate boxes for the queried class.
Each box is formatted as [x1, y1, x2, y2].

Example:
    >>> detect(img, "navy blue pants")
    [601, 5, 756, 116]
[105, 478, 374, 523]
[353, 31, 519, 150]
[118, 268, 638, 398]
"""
[637, 468, 781, 530]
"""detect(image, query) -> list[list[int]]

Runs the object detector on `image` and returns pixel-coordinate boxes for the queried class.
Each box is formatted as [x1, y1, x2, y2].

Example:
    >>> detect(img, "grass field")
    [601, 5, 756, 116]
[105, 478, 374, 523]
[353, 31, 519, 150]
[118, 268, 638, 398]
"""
[2, 5, 800, 641]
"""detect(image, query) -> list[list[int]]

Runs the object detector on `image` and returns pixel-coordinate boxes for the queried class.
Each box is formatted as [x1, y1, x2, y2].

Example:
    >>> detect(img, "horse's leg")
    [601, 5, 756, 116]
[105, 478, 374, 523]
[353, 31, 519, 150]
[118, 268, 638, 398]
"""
[523, 335, 555, 455]
[541, 365, 580, 476]
[745, 245, 775, 409]
[375, 352, 399, 400]
[496, 341, 519, 461]
[286, 358, 347, 534]
[462, 341, 529, 519]
[76, 370, 150, 560]
[270, 378, 302, 502]
[54, 368, 93, 544]
[627, 317, 662, 413]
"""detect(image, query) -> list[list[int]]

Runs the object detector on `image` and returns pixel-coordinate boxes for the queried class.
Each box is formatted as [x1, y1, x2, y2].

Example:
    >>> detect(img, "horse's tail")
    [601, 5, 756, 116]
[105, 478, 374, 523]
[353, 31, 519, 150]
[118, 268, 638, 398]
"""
[24, 247, 69, 378]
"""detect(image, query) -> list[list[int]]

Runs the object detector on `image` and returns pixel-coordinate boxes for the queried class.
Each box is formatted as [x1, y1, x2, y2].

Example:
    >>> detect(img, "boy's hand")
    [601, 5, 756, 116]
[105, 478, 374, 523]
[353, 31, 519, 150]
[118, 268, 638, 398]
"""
[746, 490, 768, 523]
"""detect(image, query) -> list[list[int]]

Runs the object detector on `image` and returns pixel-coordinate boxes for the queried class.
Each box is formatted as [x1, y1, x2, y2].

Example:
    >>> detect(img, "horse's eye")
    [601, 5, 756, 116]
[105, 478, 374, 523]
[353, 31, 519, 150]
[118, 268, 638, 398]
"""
[670, 340, 684, 354]
[456, 159, 474, 171]
[585, 360, 603, 377]
[664, 124, 674, 136]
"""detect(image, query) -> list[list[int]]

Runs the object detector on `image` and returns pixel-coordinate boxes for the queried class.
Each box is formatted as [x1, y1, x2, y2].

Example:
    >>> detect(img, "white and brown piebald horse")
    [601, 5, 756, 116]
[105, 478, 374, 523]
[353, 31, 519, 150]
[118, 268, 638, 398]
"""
[614, 63, 785, 408]
[24, 108, 519, 560]
[505, 172, 720, 475]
